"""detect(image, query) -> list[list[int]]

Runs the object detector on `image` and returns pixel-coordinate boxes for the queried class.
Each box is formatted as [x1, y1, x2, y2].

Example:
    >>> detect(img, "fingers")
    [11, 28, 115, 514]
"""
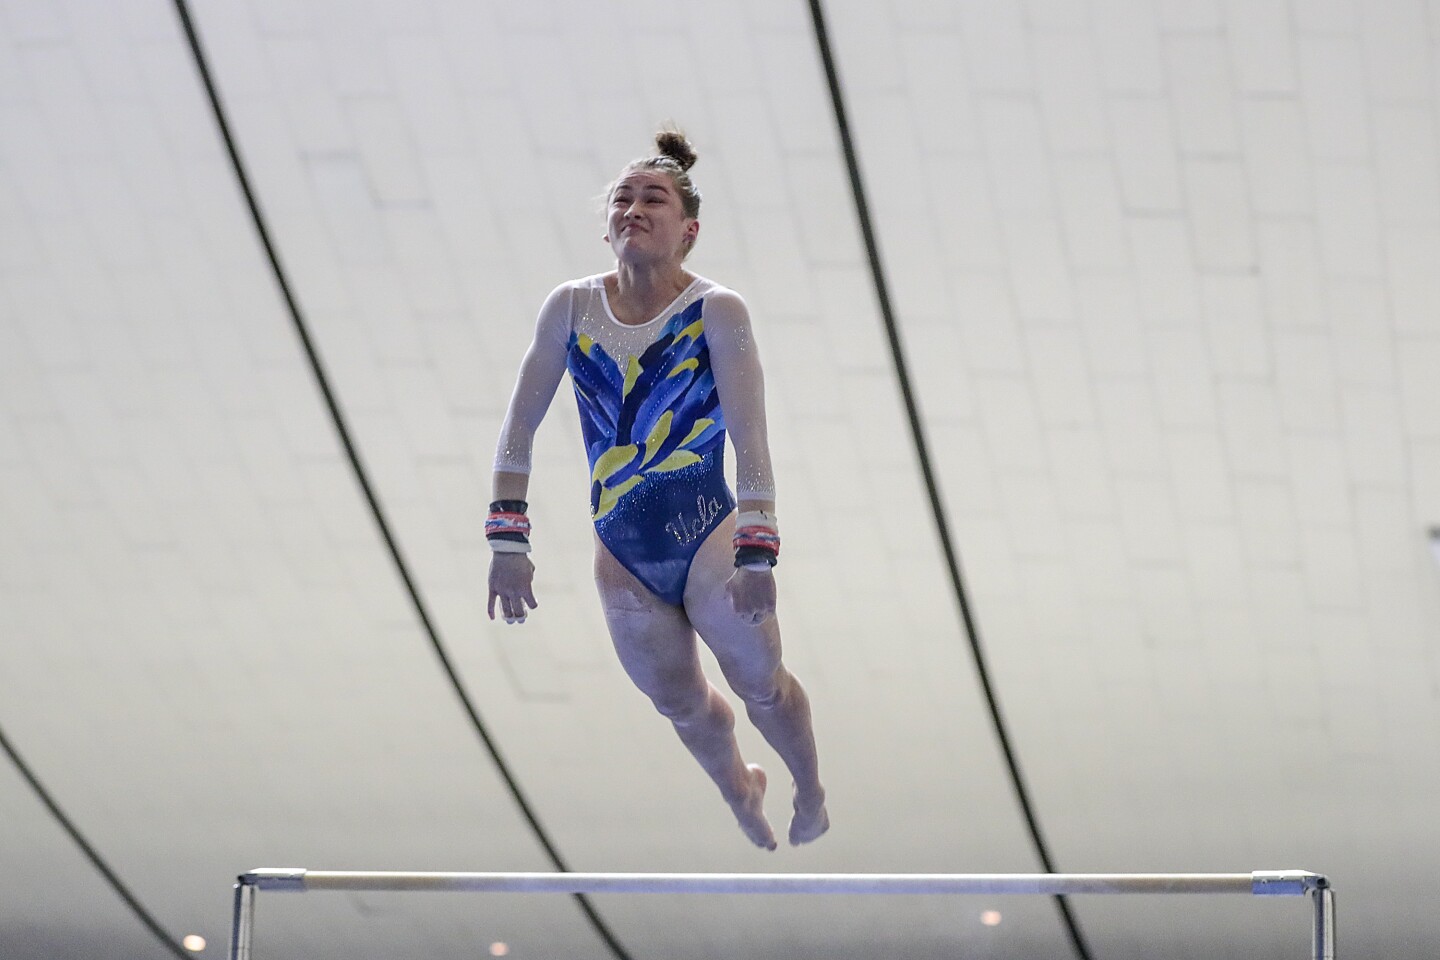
[490, 589, 531, 625]
[726, 582, 747, 618]
[726, 570, 776, 626]
[502, 594, 527, 625]
[489, 559, 536, 625]
[729, 593, 774, 626]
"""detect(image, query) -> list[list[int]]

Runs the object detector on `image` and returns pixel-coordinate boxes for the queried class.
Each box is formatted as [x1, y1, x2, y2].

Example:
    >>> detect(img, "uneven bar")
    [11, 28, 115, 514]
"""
[243, 868, 1321, 897]
[230, 869, 1335, 960]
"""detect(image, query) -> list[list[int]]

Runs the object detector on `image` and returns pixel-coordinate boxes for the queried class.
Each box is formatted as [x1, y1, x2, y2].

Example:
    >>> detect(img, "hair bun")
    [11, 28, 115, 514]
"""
[655, 130, 698, 171]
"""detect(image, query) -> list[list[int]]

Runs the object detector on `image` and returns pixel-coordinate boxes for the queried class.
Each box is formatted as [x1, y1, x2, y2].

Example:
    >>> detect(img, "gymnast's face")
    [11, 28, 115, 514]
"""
[606, 169, 699, 264]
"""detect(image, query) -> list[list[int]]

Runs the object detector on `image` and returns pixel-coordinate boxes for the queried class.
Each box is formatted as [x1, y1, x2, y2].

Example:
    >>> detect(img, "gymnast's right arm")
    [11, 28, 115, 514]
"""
[487, 285, 572, 624]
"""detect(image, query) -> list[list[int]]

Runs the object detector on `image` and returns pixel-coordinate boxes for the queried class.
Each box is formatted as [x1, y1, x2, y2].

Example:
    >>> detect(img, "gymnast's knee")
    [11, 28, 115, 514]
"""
[650, 687, 715, 727]
[733, 676, 784, 711]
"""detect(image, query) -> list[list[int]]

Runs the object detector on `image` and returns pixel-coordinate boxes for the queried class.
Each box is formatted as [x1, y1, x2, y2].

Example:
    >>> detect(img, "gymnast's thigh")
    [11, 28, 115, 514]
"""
[594, 535, 705, 699]
[681, 513, 784, 692]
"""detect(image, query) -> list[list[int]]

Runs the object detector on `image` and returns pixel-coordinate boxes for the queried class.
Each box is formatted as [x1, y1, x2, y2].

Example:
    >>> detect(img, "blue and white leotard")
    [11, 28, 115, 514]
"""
[494, 274, 775, 605]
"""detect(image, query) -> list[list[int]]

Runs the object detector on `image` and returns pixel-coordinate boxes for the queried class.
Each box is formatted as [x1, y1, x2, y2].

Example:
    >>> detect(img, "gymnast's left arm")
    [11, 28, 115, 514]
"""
[706, 290, 780, 622]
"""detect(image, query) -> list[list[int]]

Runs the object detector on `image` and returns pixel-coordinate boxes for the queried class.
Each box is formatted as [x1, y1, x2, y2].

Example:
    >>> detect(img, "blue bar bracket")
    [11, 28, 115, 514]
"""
[1252, 871, 1327, 896]
[240, 868, 307, 892]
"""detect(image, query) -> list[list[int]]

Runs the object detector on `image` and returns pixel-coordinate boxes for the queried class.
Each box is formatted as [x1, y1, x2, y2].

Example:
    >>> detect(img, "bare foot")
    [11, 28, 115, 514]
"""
[729, 764, 777, 851]
[789, 783, 829, 846]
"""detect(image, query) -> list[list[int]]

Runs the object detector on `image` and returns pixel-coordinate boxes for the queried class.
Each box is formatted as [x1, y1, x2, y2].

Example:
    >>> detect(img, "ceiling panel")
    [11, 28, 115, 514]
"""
[824, 0, 1440, 957]
[0, 746, 162, 960]
[0, 1, 613, 957]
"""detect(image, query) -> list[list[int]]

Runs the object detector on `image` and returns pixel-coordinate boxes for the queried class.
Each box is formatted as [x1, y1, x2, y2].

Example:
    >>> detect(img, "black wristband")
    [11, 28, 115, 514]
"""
[734, 546, 778, 568]
[489, 499, 528, 514]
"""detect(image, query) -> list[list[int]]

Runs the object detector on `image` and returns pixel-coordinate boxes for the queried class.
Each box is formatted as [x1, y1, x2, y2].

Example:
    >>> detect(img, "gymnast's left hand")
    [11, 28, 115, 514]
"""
[488, 553, 538, 625]
[726, 567, 776, 626]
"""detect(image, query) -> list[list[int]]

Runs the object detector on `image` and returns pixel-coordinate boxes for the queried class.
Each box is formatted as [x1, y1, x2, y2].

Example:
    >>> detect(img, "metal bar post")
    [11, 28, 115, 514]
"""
[1311, 880, 1336, 960]
[229, 876, 256, 960]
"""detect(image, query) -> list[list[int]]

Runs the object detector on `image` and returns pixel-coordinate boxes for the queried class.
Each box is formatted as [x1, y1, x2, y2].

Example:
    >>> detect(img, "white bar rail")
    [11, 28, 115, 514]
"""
[229, 868, 1334, 960]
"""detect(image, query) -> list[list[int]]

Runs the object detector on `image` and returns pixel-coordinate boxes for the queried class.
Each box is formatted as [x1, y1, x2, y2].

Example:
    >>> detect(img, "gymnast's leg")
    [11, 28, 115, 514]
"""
[594, 539, 777, 850]
[684, 517, 829, 846]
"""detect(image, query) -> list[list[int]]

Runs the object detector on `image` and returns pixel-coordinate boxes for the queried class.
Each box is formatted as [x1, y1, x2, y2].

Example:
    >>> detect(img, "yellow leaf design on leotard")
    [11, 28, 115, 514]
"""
[674, 318, 704, 344]
[647, 450, 702, 474]
[621, 356, 642, 399]
[679, 418, 714, 447]
[571, 300, 723, 523]
[592, 443, 640, 484]
[642, 411, 673, 467]
[594, 475, 644, 521]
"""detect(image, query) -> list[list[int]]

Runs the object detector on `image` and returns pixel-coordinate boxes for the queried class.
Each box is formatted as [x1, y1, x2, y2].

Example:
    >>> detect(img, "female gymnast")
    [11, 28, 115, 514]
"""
[486, 129, 828, 849]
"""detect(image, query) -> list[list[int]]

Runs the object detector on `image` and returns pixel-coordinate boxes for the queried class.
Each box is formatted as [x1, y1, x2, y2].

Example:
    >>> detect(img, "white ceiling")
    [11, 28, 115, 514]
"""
[2, 0, 1438, 958]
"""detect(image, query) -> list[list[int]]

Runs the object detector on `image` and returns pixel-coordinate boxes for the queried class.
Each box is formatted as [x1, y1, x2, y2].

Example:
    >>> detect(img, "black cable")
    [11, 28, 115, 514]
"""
[804, 3, 1094, 959]
[167, 3, 633, 957]
[0, 722, 191, 959]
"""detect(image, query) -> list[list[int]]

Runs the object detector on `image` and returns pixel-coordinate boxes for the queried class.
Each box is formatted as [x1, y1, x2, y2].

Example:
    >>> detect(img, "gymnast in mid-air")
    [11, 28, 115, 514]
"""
[486, 128, 827, 849]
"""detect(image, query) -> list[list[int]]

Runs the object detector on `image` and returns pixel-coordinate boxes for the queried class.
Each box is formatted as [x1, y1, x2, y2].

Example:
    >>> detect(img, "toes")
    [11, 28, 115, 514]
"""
[788, 806, 831, 846]
[736, 766, 776, 849]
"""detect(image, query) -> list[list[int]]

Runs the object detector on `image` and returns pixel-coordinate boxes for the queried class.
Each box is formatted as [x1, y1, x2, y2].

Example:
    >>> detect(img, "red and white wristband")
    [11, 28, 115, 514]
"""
[486, 500, 532, 554]
[733, 510, 779, 570]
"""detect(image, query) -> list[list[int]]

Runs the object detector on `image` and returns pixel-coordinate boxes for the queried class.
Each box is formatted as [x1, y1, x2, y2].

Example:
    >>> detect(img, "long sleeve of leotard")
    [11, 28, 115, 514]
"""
[704, 289, 777, 503]
[493, 285, 573, 476]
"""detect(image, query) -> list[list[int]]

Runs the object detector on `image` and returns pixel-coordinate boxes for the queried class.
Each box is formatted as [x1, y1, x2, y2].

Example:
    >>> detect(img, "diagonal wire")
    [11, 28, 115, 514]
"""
[0, 721, 190, 959]
[804, 3, 1094, 959]
[167, 3, 633, 958]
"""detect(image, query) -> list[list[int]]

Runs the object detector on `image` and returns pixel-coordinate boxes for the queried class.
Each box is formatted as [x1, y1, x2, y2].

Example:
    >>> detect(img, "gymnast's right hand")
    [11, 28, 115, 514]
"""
[487, 554, 538, 624]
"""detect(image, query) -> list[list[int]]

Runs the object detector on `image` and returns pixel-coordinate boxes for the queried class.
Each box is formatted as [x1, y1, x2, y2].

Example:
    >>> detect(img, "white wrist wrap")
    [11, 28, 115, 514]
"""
[735, 509, 778, 533]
